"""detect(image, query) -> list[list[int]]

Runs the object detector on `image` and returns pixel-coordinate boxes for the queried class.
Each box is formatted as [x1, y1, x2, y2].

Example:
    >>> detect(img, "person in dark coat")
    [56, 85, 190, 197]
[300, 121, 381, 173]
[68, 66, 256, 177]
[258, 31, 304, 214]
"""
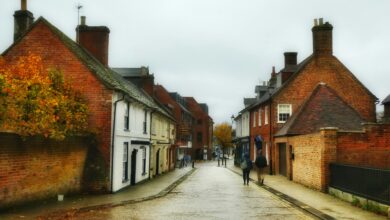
[240, 153, 252, 185]
[255, 150, 268, 185]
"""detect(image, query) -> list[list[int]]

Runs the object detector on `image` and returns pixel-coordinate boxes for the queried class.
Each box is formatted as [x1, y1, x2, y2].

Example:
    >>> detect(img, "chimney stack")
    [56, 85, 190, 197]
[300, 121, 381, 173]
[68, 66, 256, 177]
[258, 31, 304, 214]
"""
[284, 52, 297, 67]
[76, 16, 110, 66]
[13, 0, 34, 41]
[312, 18, 333, 56]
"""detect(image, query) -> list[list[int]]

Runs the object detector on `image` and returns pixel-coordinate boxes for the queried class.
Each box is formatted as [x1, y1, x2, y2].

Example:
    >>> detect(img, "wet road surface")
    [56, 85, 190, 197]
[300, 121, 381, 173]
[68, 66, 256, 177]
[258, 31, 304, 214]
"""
[40, 162, 312, 220]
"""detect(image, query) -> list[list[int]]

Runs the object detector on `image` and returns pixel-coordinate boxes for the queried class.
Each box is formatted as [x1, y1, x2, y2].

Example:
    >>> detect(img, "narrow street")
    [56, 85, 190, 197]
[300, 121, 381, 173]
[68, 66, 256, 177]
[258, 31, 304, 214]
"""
[41, 162, 312, 220]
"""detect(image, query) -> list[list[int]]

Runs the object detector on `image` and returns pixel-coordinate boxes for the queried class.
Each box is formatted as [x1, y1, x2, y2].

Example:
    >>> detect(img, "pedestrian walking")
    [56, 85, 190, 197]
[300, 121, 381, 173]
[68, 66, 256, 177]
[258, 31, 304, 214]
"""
[255, 150, 267, 185]
[240, 153, 252, 185]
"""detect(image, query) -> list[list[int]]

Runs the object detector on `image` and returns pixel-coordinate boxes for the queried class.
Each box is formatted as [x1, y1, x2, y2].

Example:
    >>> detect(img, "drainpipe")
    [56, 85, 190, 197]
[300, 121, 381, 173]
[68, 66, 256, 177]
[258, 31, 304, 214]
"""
[148, 110, 155, 180]
[269, 97, 273, 175]
[110, 93, 125, 192]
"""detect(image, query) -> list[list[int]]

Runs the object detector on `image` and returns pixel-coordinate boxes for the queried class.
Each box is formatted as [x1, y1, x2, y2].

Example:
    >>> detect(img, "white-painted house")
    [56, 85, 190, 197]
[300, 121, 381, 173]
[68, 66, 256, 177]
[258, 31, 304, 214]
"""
[112, 93, 153, 192]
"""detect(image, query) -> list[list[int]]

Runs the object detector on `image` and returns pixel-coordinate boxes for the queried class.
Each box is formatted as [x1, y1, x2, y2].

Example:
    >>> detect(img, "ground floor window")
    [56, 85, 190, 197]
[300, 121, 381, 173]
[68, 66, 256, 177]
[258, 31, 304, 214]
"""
[142, 146, 147, 175]
[123, 142, 129, 182]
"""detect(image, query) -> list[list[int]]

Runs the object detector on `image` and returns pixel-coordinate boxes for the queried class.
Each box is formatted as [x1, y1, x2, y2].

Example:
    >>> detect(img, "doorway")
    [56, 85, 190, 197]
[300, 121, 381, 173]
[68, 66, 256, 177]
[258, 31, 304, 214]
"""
[278, 143, 287, 177]
[131, 149, 137, 185]
[156, 149, 160, 175]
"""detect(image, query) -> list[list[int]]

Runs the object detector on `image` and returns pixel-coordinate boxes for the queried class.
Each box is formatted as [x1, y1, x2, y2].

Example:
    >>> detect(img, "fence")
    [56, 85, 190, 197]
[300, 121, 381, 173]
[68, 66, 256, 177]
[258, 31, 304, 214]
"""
[330, 163, 390, 205]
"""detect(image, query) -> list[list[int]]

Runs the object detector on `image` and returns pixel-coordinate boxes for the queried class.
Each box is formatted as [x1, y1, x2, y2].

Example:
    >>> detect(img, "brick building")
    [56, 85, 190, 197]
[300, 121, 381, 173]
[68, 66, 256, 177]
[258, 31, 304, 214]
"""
[236, 19, 380, 191]
[154, 85, 194, 162]
[185, 97, 213, 160]
[1, 5, 168, 193]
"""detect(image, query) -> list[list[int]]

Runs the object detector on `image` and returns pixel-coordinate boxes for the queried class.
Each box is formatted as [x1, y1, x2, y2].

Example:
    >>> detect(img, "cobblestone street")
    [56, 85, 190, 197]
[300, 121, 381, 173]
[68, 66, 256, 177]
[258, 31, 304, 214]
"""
[40, 162, 312, 220]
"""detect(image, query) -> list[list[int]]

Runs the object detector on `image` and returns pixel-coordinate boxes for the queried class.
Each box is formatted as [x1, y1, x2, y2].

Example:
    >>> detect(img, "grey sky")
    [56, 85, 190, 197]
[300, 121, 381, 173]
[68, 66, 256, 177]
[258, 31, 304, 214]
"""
[1, 0, 389, 124]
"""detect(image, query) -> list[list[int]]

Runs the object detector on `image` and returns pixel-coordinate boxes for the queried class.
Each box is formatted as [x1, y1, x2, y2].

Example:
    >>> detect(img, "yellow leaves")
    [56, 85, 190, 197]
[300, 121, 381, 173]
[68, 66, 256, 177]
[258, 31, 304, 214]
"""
[214, 122, 233, 148]
[0, 54, 89, 140]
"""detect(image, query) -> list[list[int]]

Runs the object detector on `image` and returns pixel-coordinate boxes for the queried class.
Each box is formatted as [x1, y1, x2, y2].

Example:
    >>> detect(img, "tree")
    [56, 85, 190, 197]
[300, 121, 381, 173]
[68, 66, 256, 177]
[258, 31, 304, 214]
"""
[0, 54, 89, 140]
[214, 122, 233, 158]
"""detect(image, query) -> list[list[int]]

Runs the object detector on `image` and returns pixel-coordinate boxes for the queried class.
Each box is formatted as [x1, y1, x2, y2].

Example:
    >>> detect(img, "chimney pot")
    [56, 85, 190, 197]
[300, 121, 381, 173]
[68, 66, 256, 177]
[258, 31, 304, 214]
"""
[80, 16, 86, 25]
[319, 18, 324, 25]
[314, 19, 318, 26]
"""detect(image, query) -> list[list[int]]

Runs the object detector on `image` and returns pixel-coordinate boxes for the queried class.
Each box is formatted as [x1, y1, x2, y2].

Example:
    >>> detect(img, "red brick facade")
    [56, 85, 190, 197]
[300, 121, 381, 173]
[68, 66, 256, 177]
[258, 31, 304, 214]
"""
[3, 20, 113, 191]
[248, 21, 377, 178]
[0, 133, 91, 209]
[185, 97, 213, 160]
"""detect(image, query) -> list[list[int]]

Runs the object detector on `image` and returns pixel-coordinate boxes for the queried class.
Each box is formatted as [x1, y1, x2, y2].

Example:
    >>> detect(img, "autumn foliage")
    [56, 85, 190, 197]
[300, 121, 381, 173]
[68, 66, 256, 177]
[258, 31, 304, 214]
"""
[214, 122, 233, 148]
[0, 54, 88, 140]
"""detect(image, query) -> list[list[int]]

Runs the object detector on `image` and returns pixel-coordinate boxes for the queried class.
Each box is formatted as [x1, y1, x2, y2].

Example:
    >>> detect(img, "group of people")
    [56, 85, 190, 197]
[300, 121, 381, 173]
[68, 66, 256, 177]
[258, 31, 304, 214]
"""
[240, 150, 267, 185]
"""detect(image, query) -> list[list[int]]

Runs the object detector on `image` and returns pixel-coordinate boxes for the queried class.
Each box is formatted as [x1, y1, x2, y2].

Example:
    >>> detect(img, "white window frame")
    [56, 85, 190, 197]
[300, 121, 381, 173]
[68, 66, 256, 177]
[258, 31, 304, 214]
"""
[264, 106, 268, 125]
[124, 102, 130, 130]
[122, 142, 129, 182]
[277, 104, 292, 123]
[258, 108, 262, 126]
[141, 146, 147, 175]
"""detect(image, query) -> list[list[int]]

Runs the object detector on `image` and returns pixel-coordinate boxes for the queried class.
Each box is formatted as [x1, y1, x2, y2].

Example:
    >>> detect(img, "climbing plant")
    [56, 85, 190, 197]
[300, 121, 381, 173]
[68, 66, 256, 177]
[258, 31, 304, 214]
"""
[0, 54, 89, 140]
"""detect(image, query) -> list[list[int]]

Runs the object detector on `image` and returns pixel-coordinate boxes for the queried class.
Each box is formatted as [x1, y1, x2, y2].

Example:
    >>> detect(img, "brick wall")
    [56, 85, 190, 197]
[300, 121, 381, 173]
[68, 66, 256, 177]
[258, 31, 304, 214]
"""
[275, 128, 337, 192]
[276, 133, 324, 191]
[0, 133, 92, 210]
[3, 21, 113, 191]
[337, 124, 390, 169]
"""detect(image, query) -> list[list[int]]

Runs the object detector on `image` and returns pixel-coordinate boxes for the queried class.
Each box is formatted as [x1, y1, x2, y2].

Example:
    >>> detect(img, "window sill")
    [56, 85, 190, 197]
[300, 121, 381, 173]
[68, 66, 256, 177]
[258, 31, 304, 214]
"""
[122, 179, 129, 183]
[142, 172, 147, 176]
[124, 129, 130, 132]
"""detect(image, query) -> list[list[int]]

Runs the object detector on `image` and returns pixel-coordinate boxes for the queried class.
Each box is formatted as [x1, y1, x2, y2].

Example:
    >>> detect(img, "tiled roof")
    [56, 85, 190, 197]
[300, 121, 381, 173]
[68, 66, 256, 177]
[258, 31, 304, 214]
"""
[275, 83, 364, 136]
[112, 67, 149, 78]
[244, 98, 256, 106]
[2, 17, 159, 110]
[382, 94, 390, 104]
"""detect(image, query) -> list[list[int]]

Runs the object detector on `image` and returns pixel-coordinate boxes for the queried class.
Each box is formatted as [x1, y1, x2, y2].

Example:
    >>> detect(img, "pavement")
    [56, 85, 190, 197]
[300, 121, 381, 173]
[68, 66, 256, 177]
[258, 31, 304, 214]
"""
[0, 166, 194, 219]
[226, 159, 387, 220]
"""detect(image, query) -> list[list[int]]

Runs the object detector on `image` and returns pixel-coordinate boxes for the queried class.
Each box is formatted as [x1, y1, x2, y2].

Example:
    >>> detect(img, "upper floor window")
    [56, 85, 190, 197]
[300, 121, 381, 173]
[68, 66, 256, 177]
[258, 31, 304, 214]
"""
[151, 119, 156, 135]
[124, 102, 130, 130]
[252, 112, 256, 127]
[197, 119, 202, 125]
[264, 106, 269, 125]
[258, 108, 262, 126]
[197, 132, 202, 143]
[278, 104, 292, 123]
[143, 110, 147, 134]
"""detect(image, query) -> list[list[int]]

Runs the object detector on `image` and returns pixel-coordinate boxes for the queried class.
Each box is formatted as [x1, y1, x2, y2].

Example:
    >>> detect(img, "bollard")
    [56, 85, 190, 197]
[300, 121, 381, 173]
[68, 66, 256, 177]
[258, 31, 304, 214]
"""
[224, 158, 227, 167]
[192, 161, 195, 168]
[218, 159, 220, 167]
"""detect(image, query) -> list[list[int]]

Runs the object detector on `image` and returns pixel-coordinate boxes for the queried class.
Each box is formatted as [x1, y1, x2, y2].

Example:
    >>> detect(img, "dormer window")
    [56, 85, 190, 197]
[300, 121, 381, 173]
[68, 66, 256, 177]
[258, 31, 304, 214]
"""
[278, 104, 292, 123]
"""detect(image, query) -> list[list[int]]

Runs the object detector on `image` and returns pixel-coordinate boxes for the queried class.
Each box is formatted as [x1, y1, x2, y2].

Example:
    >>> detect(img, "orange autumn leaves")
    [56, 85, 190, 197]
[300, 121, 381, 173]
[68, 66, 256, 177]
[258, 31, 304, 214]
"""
[214, 122, 233, 148]
[0, 54, 88, 140]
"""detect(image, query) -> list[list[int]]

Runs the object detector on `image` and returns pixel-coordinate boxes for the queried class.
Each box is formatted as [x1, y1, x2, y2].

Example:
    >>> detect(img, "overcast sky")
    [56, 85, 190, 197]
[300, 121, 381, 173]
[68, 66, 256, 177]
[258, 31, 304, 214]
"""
[1, 0, 389, 124]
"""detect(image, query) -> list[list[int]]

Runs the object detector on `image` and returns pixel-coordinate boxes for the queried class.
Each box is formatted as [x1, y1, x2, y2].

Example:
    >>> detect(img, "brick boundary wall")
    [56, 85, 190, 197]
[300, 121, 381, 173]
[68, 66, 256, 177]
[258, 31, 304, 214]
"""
[337, 123, 390, 169]
[275, 124, 389, 192]
[0, 132, 95, 210]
